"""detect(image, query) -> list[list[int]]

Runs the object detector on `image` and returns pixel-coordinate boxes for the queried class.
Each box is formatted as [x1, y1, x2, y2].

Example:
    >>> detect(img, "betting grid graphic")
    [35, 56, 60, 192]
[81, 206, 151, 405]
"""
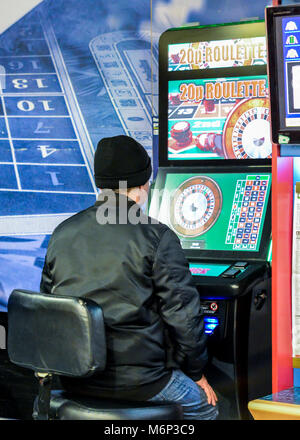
[226, 174, 270, 251]
[0, 11, 98, 236]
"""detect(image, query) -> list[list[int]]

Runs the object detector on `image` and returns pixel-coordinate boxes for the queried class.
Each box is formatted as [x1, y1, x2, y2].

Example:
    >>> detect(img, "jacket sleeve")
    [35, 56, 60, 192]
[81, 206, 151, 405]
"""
[40, 253, 53, 294]
[152, 228, 208, 381]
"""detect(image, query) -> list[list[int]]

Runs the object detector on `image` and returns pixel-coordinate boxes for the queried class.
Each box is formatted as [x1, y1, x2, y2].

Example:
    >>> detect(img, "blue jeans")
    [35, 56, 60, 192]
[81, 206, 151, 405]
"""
[148, 370, 219, 420]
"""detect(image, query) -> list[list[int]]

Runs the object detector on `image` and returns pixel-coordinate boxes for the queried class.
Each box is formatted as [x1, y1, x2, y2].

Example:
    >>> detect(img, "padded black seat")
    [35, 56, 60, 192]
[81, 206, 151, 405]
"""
[8, 289, 183, 420]
[45, 391, 182, 420]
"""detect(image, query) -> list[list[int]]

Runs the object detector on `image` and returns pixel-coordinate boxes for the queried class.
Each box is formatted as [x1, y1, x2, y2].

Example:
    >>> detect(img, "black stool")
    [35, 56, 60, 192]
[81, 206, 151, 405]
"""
[7, 289, 183, 420]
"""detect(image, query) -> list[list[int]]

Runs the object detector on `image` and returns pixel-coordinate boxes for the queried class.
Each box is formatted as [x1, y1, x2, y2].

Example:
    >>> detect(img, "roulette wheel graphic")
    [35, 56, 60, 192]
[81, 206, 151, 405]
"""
[223, 97, 272, 159]
[170, 176, 222, 237]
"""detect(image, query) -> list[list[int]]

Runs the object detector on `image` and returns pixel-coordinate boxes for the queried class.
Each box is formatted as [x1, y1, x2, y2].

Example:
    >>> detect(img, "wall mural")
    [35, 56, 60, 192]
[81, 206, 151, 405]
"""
[0, 0, 270, 310]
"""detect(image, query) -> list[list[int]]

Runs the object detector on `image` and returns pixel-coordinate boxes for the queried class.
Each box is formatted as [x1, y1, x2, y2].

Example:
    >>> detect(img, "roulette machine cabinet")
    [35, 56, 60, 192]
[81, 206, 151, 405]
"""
[149, 19, 272, 420]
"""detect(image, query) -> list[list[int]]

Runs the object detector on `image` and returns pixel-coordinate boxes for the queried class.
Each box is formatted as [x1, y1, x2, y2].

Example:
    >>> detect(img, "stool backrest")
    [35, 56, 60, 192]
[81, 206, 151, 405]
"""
[7, 289, 106, 377]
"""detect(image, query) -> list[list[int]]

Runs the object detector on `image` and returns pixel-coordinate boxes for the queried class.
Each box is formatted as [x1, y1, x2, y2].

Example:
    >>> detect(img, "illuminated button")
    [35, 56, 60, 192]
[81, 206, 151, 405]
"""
[204, 316, 219, 334]
[234, 261, 248, 269]
[221, 268, 241, 278]
[210, 302, 218, 311]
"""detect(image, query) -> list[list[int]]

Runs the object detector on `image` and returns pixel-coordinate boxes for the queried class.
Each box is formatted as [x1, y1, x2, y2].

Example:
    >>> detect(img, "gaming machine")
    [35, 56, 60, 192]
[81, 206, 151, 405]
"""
[149, 19, 272, 420]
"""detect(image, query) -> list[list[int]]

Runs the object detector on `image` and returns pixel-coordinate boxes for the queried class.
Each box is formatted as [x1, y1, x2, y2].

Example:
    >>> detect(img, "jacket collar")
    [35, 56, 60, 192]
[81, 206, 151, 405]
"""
[94, 191, 137, 209]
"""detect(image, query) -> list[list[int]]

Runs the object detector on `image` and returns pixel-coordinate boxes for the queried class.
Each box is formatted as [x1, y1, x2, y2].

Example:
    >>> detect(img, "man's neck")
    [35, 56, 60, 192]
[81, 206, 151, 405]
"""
[97, 190, 137, 204]
[116, 190, 137, 204]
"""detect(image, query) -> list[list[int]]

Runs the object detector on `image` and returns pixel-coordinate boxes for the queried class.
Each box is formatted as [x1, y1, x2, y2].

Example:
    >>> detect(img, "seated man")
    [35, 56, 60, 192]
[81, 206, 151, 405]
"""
[40, 135, 218, 420]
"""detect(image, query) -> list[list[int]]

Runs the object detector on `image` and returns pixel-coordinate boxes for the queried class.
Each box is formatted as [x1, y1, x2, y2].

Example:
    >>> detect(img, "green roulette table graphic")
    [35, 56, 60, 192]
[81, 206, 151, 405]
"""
[167, 76, 272, 161]
[157, 172, 271, 252]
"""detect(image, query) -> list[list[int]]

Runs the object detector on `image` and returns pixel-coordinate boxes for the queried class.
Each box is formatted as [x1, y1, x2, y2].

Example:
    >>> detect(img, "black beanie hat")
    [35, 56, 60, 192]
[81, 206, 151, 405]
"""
[94, 135, 152, 189]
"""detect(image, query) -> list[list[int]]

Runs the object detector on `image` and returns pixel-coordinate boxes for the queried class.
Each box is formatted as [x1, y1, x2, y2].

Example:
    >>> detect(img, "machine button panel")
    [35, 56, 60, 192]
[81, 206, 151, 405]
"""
[221, 268, 241, 278]
[233, 261, 248, 269]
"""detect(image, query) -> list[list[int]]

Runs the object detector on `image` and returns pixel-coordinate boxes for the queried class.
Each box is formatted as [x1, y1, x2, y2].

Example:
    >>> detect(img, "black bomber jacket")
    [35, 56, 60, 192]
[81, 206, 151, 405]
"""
[40, 192, 208, 400]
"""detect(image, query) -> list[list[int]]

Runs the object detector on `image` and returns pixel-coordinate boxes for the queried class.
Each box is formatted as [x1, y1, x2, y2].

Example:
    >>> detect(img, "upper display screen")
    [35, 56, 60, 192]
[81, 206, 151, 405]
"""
[266, 6, 300, 144]
[168, 36, 267, 71]
[168, 75, 271, 160]
[281, 16, 300, 129]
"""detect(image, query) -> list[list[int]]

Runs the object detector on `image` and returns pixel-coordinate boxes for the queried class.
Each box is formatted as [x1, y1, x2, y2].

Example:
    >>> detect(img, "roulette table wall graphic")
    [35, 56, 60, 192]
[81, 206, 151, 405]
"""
[0, 9, 158, 237]
[0, 2, 159, 310]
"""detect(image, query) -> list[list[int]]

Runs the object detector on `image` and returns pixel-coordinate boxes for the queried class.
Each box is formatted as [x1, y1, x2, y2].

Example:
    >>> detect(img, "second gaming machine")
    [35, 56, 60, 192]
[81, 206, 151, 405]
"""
[149, 20, 272, 419]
